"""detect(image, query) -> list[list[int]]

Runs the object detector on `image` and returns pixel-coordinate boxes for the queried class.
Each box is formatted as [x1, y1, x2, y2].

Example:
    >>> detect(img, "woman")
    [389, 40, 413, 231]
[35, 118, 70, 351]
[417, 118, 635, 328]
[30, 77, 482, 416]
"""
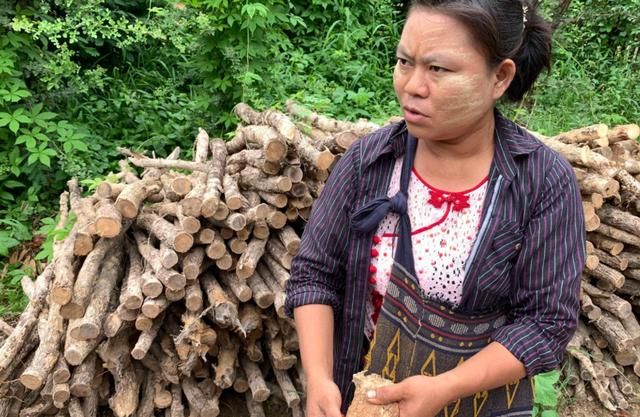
[285, 1, 586, 417]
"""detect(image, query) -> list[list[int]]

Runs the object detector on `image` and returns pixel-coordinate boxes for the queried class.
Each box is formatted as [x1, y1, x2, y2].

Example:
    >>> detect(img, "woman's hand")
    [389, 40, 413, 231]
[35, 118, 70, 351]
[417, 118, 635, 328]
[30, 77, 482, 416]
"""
[366, 375, 453, 417]
[306, 377, 344, 417]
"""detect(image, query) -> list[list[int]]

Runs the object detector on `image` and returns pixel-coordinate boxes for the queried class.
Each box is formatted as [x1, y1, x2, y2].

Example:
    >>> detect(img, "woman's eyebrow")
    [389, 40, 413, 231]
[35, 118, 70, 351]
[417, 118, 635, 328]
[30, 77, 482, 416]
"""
[396, 45, 447, 65]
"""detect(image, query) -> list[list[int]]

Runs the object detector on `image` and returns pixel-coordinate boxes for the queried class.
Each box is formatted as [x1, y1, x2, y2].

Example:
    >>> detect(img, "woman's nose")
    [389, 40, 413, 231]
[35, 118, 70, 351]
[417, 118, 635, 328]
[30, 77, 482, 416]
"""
[403, 69, 429, 98]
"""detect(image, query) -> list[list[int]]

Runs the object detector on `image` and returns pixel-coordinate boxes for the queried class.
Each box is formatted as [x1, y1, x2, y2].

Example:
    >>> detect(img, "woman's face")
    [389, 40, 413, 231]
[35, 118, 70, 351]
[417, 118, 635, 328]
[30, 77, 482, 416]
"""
[394, 8, 508, 142]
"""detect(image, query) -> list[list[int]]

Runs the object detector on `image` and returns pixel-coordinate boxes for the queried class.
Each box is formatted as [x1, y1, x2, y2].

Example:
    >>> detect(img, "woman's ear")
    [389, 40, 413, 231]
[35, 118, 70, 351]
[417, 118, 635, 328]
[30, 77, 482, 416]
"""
[492, 59, 516, 100]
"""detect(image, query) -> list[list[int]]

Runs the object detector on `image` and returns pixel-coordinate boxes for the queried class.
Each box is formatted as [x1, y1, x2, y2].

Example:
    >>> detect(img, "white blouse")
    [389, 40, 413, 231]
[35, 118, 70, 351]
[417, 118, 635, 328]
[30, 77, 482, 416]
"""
[365, 157, 488, 337]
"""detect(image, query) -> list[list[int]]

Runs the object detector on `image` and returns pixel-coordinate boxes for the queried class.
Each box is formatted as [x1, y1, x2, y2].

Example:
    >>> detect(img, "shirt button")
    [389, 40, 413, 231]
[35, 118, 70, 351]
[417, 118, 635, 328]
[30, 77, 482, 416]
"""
[369, 265, 377, 273]
[515, 243, 522, 250]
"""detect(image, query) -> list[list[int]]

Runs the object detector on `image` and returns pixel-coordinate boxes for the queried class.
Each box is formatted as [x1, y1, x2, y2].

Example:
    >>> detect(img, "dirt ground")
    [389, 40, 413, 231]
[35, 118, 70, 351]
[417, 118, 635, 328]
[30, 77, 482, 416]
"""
[560, 401, 640, 417]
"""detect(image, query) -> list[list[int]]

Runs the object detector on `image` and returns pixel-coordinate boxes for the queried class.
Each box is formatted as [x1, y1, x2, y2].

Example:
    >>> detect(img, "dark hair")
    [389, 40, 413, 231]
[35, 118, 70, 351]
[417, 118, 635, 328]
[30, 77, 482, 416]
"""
[409, 0, 552, 101]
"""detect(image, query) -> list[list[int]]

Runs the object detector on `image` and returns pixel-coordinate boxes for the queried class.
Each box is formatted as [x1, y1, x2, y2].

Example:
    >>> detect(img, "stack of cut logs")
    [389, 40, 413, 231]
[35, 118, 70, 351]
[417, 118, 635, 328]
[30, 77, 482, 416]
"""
[0, 100, 639, 416]
[0, 101, 380, 417]
[533, 123, 640, 411]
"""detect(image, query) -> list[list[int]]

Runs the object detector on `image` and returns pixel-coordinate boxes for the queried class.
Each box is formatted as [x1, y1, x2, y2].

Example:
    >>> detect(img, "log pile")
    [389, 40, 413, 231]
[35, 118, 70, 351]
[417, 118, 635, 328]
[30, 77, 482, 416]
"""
[533, 123, 640, 412]
[1, 101, 640, 416]
[0, 101, 381, 417]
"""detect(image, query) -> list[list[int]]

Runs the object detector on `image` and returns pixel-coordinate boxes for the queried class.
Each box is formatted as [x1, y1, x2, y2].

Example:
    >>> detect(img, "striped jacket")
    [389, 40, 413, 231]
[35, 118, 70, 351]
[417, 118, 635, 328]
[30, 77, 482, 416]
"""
[285, 110, 586, 411]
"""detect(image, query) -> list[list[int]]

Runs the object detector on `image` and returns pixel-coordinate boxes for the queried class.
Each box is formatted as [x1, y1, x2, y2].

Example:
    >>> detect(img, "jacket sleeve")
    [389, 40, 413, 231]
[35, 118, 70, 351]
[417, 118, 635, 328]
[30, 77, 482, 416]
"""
[284, 141, 360, 318]
[491, 153, 586, 376]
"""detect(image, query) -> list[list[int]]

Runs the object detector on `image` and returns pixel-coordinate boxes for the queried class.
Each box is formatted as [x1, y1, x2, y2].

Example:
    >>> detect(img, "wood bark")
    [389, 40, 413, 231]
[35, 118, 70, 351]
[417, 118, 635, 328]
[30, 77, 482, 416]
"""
[69, 245, 124, 340]
[115, 177, 162, 219]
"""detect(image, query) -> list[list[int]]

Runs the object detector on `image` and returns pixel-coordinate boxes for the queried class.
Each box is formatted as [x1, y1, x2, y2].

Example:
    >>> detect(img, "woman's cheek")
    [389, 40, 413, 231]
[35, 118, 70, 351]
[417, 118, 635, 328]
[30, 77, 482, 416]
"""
[435, 74, 488, 124]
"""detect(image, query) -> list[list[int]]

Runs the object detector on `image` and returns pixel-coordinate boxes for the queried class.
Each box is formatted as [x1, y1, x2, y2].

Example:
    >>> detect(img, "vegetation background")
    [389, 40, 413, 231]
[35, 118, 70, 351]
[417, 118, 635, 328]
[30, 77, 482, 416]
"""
[0, 1, 638, 415]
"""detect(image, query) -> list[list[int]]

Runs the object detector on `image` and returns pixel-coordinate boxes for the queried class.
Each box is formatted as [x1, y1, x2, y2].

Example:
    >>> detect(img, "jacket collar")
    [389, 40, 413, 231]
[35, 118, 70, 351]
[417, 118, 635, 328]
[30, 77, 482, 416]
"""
[361, 108, 542, 182]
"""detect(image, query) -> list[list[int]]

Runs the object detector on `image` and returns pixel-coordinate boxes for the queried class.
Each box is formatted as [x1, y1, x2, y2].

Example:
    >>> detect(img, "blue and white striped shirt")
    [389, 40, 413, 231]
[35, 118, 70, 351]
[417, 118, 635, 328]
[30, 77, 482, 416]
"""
[285, 110, 586, 411]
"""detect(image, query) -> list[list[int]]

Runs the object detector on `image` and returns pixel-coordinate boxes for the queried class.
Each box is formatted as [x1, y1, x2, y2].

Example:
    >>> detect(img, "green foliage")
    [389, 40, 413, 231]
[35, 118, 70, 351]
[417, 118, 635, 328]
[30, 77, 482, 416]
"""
[532, 370, 561, 417]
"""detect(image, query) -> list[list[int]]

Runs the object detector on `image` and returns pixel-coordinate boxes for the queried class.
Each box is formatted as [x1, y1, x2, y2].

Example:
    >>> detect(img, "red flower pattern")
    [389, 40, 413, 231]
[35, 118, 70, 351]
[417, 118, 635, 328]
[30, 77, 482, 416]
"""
[427, 189, 470, 212]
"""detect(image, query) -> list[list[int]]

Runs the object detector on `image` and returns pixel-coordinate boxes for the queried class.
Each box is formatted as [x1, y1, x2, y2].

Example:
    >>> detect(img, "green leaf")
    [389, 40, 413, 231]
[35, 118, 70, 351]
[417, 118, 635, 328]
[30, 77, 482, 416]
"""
[9, 119, 19, 133]
[27, 153, 38, 165]
[3, 180, 24, 188]
[39, 154, 51, 167]
[72, 140, 89, 151]
[0, 112, 11, 126]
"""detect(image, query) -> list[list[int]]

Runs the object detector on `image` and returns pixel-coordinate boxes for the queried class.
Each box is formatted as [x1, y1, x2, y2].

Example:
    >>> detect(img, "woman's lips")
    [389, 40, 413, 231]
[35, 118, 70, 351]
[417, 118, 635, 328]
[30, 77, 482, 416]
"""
[403, 107, 428, 123]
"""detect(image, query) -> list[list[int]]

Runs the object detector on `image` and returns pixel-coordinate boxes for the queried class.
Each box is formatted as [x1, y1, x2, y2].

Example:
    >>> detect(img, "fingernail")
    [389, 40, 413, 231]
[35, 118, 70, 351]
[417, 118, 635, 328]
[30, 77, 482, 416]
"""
[367, 390, 376, 399]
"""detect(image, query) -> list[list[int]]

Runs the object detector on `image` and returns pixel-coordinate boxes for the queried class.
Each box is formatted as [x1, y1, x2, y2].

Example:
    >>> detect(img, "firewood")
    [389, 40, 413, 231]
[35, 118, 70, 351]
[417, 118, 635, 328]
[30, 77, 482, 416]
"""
[593, 247, 629, 271]
[262, 253, 290, 289]
[240, 356, 270, 402]
[609, 376, 629, 409]
[131, 311, 165, 360]
[210, 212, 247, 232]
[137, 212, 194, 253]
[153, 376, 173, 409]
[259, 192, 288, 208]
[593, 312, 635, 356]
[141, 271, 164, 298]
[97, 181, 126, 199]
[237, 238, 268, 280]
[238, 125, 288, 163]
[608, 124, 640, 143]
[115, 177, 162, 219]
[97, 329, 141, 417]
[213, 330, 239, 389]
[257, 263, 286, 318]
[219, 271, 252, 302]
[266, 206, 287, 230]
[205, 231, 226, 260]
[201, 273, 242, 330]
[184, 281, 204, 312]
[277, 225, 300, 256]
[67, 179, 96, 256]
[160, 241, 180, 270]
[554, 124, 608, 144]
[136, 373, 156, 417]
[624, 268, 640, 280]
[584, 254, 600, 270]
[215, 252, 235, 271]
[620, 313, 640, 346]
[182, 247, 205, 281]
[52, 357, 70, 384]
[170, 384, 185, 417]
[95, 198, 122, 238]
[589, 233, 625, 256]
[245, 392, 267, 417]
[584, 283, 633, 319]
[61, 236, 122, 319]
[0, 264, 53, 384]
[597, 205, 640, 237]
[69, 352, 96, 397]
[134, 231, 186, 291]
[586, 262, 625, 289]
[136, 313, 155, 332]
[252, 218, 270, 239]
[589, 377, 616, 411]
[52, 381, 70, 408]
[68, 246, 124, 341]
[247, 271, 274, 309]
[271, 367, 300, 408]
